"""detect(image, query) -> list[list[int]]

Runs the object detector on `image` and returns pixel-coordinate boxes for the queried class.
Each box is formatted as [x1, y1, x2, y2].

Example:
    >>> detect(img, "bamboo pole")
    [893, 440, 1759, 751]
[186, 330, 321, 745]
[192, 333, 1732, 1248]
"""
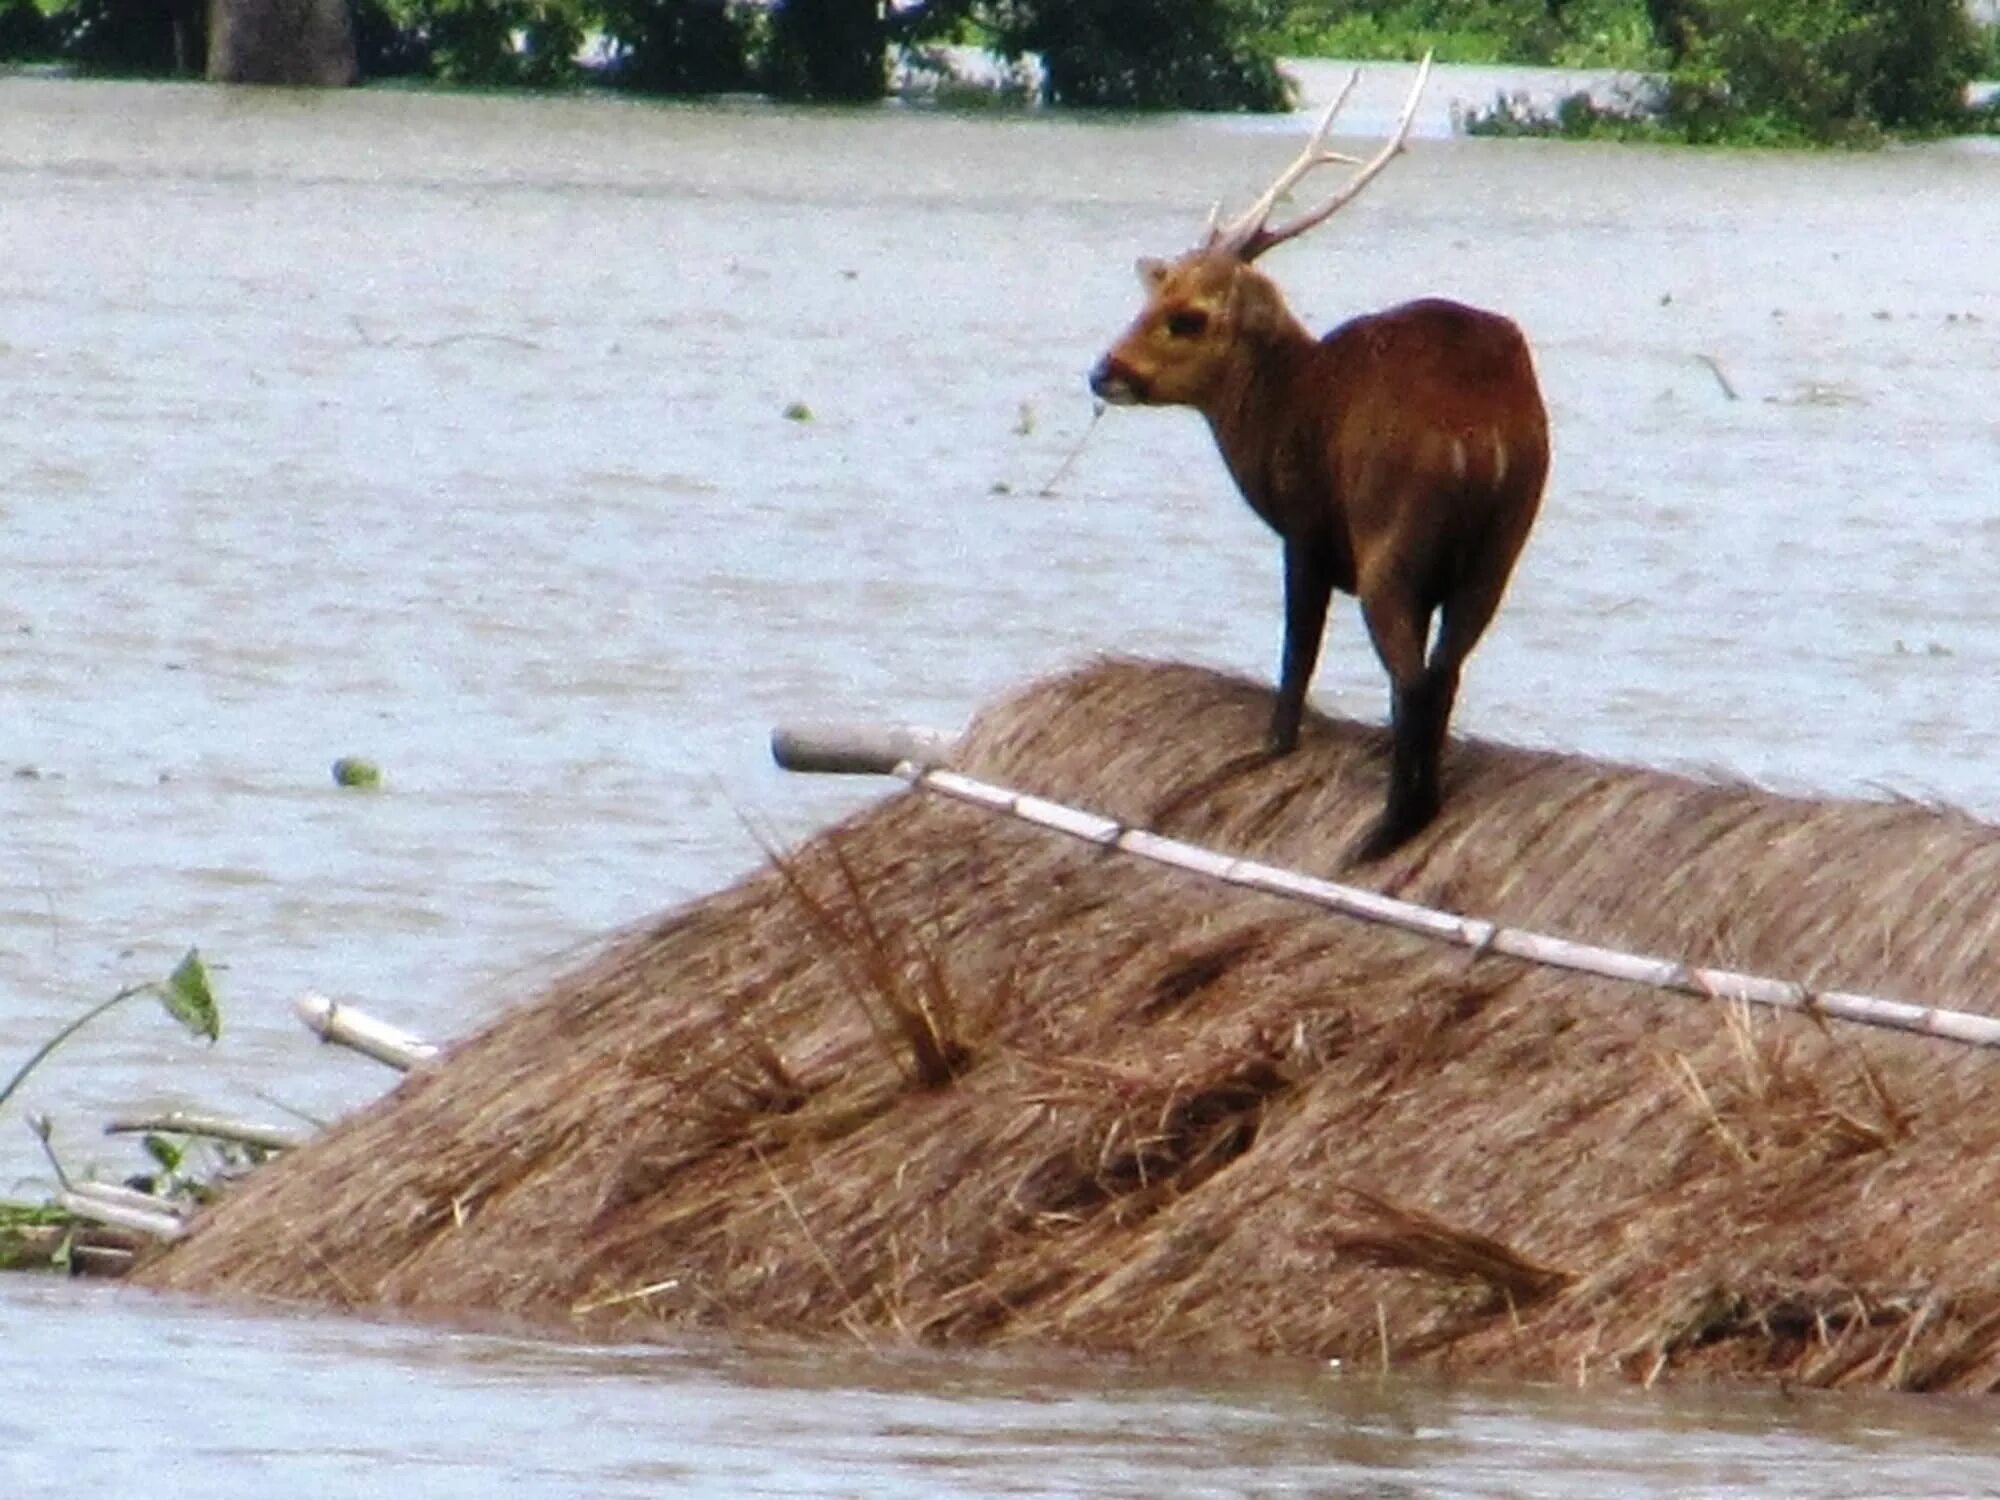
[58, 1187, 186, 1242]
[770, 725, 956, 778]
[105, 1112, 306, 1153]
[294, 993, 438, 1072]
[767, 728, 2000, 1051]
[893, 764, 2000, 1050]
[63, 1181, 190, 1220]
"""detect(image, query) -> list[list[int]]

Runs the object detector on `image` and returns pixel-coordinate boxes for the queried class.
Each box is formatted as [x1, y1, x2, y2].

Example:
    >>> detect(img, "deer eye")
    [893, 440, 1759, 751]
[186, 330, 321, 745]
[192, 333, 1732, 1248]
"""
[1165, 308, 1209, 339]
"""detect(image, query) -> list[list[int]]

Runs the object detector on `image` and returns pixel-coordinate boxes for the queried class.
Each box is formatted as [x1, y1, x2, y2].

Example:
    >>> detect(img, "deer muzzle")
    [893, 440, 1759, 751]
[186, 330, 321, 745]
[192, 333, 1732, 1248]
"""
[1088, 355, 1146, 406]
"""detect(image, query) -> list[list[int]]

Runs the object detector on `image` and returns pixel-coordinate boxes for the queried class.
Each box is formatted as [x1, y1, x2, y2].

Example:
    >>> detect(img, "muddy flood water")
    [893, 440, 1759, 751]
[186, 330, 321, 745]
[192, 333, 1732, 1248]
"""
[3, 62, 1998, 1494]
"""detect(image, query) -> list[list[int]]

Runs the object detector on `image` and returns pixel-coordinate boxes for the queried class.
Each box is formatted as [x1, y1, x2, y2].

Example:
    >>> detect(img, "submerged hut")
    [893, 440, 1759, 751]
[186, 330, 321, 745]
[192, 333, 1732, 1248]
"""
[139, 660, 2000, 1392]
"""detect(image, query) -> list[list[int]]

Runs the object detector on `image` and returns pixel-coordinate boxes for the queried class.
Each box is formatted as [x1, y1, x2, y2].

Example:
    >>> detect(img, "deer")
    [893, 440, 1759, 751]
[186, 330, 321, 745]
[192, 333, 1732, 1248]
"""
[1088, 56, 1548, 862]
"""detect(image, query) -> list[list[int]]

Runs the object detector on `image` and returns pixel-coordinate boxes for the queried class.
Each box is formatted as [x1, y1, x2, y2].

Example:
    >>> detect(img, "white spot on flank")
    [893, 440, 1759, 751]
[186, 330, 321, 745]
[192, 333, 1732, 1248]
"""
[1449, 437, 1468, 479]
[1491, 429, 1509, 486]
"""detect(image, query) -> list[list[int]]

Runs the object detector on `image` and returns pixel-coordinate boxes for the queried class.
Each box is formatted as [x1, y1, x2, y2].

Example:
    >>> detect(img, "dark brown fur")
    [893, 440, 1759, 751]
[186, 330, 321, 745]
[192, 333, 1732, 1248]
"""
[1090, 250, 1548, 859]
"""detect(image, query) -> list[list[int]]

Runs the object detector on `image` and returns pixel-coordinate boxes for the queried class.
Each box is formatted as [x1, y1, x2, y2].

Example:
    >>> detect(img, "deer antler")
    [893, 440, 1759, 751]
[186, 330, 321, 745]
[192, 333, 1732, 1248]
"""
[1208, 51, 1434, 263]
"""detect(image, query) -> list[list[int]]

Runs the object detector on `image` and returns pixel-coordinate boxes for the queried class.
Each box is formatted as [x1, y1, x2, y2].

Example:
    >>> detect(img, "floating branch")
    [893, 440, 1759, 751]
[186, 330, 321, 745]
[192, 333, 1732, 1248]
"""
[1697, 352, 1740, 401]
[770, 728, 2000, 1052]
[294, 993, 438, 1072]
[105, 1112, 306, 1153]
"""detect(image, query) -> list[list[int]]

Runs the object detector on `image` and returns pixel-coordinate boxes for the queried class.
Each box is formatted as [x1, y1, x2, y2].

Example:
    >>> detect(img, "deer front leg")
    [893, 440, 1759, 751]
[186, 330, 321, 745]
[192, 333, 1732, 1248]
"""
[1268, 537, 1333, 756]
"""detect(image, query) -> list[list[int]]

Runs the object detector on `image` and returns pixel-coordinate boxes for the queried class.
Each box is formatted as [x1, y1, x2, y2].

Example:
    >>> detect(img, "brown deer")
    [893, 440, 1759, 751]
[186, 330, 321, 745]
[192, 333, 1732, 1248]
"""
[1088, 57, 1548, 861]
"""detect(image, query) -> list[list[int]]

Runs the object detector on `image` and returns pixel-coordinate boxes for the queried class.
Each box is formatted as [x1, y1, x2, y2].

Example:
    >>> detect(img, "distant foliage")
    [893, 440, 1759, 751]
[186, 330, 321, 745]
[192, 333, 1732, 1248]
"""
[1666, 0, 1984, 141]
[0, 0, 57, 60]
[381, 0, 586, 84]
[1271, 0, 1662, 69]
[763, 0, 887, 101]
[1469, 0, 1991, 144]
[595, 0, 752, 94]
[26, 0, 1292, 107]
[987, 0, 1294, 110]
[352, 0, 436, 76]
[55, 0, 203, 75]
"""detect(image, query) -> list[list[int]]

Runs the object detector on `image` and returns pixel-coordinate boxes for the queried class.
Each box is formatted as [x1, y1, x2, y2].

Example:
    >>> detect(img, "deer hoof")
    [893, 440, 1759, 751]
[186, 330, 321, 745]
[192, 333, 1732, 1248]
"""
[1351, 807, 1433, 864]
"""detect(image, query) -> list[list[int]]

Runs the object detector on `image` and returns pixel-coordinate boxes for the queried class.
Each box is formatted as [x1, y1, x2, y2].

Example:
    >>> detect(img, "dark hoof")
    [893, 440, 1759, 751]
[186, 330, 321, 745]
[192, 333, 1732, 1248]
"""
[1350, 807, 1434, 864]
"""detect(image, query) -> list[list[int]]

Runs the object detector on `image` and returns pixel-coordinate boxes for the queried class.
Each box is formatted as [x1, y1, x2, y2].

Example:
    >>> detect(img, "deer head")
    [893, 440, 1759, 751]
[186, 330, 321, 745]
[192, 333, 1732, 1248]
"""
[1088, 54, 1434, 411]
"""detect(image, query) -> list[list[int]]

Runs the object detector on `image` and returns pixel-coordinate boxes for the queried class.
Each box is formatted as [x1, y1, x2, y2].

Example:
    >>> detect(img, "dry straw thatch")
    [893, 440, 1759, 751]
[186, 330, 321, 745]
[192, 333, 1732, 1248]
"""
[140, 660, 2000, 1392]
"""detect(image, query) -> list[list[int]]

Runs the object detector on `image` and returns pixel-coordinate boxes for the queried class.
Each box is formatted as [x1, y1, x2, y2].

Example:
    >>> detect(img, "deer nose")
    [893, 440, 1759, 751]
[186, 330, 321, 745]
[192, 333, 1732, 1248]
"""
[1089, 356, 1140, 405]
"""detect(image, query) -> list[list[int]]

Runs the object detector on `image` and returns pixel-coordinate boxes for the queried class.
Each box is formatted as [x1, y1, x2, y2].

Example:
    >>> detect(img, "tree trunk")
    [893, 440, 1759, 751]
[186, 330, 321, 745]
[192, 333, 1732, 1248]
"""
[207, 0, 358, 85]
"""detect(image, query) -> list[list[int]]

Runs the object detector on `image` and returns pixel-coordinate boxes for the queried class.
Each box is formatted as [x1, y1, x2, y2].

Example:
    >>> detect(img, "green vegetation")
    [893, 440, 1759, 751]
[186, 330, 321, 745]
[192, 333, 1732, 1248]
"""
[6, 0, 1991, 130]
[0, 1198, 72, 1271]
[988, 0, 1293, 109]
[360, 0, 587, 85]
[1278, 0, 1995, 143]
[6, 0, 1297, 108]
[1463, 0, 1996, 144]
[3, 0, 202, 73]
[125, 1126, 274, 1205]
[1270, 0, 1663, 68]
[0, 952, 224, 1275]
[0, 949, 219, 1128]
[0, 0, 55, 60]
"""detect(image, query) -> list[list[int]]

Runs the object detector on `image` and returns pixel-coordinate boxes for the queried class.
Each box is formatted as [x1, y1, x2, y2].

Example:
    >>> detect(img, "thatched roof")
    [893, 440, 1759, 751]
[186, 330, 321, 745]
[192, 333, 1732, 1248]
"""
[139, 660, 2000, 1392]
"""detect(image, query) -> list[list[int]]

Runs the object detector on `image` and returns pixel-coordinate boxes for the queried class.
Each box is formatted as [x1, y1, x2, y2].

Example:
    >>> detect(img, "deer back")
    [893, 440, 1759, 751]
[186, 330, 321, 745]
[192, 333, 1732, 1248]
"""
[1309, 298, 1549, 577]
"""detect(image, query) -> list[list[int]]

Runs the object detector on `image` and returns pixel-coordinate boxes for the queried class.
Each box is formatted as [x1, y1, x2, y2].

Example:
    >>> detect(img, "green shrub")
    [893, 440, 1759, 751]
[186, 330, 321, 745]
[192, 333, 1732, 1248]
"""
[343, 0, 585, 85]
[763, 0, 885, 100]
[1270, 0, 1661, 68]
[1471, 0, 1987, 143]
[352, 0, 435, 75]
[597, 0, 753, 93]
[989, 0, 1294, 110]
[1866, 0, 1985, 129]
[0, 0, 57, 60]
[1667, 0, 1982, 141]
[56, 0, 201, 75]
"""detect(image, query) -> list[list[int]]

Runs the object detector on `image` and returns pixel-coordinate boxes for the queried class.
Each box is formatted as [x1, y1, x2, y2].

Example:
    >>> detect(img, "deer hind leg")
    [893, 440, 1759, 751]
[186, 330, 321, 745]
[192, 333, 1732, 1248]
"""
[1267, 537, 1335, 756]
[1423, 542, 1520, 744]
[1361, 547, 1520, 853]
[1355, 576, 1442, 861]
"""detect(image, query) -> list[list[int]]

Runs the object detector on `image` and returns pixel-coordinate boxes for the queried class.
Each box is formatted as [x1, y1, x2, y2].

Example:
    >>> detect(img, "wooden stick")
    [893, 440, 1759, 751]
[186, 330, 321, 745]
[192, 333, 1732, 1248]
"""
[72, 1244, 137, 1275]
[0, 1223, 133, 1274]
[294, 993, 438, 1072]
[773, 747, 2000, 1052]
[57, 1188, 185, 1242]
[1697, 352, 1741, 401]
[770, 724, 957, 778]
[105, 1112, 306, 1153]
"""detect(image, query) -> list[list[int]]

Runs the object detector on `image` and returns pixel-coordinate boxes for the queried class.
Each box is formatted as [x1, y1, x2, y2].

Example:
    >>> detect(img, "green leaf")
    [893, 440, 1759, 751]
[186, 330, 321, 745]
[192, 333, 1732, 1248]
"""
[143, 1133, 184, 1173]
[159, 949, 220, 1043]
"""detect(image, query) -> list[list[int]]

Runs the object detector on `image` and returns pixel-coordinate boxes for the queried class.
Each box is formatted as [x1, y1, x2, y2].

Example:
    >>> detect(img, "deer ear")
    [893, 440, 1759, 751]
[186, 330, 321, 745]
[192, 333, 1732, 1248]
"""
[1228, 263, 1278, 333]
[1136, 257, 1170, 290]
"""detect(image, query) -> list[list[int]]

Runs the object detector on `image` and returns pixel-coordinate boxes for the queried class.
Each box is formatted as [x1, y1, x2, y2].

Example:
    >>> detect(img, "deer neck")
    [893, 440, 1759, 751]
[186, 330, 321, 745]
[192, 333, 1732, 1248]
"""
[1202, 315, 1320, 528]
